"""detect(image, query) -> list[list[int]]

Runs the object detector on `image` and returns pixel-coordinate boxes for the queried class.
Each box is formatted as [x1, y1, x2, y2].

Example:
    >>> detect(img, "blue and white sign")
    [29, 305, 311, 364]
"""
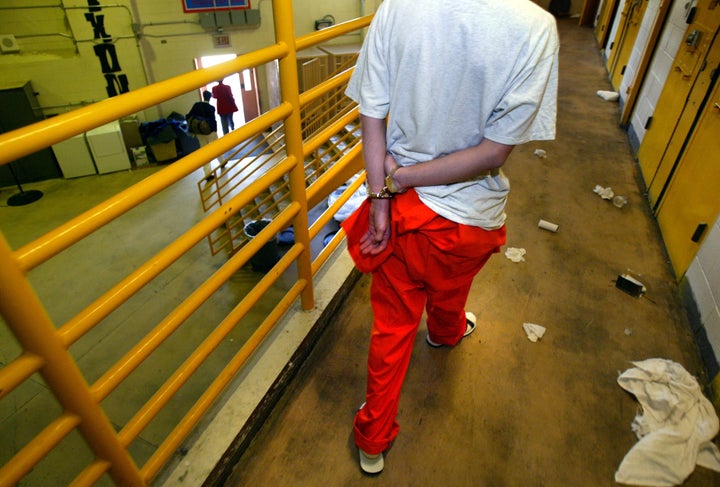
[183, 0, 250, 13]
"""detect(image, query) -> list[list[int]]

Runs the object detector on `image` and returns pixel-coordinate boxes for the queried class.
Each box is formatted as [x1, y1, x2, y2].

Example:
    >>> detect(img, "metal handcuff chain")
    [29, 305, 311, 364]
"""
[367, 166, 407, 199]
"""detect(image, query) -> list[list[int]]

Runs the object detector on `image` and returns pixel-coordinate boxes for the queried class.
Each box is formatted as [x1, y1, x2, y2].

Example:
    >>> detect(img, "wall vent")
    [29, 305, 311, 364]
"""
[0, 34, 20, 53]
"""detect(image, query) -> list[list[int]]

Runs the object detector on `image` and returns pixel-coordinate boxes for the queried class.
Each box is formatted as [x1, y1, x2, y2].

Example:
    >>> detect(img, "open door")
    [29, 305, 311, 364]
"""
[239, 68, 260, 123]
[619, 0, 673, 126]
[580, 0, 602, 27]
[196, 56, 261, 127]
[606, 0, 650, 90]
[196, 54, 244, 126]
[595, 0, 620, 48]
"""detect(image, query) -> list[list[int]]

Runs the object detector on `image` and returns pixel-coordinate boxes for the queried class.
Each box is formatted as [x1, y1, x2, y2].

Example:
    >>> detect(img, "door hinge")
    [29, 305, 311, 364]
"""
[645, 116, 653, 129]
[621, 65, 627, 75]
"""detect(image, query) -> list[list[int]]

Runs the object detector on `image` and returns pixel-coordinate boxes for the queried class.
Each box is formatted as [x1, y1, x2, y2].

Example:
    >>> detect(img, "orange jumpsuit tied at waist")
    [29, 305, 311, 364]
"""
[341, 189, 505, 454]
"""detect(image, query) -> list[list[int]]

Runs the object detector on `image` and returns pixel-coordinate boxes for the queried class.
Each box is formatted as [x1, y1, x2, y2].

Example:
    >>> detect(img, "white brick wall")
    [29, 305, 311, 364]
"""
[629, 0, 688, 142]
[687, 217, 720, 362]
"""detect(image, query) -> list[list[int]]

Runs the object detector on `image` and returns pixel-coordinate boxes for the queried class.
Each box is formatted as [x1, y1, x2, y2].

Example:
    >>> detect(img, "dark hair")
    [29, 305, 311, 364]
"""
[203, 90, 212, 101]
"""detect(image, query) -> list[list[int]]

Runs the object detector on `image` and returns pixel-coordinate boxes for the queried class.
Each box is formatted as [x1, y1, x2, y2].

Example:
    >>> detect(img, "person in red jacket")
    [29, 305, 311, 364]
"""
[211, 79, 239, 135]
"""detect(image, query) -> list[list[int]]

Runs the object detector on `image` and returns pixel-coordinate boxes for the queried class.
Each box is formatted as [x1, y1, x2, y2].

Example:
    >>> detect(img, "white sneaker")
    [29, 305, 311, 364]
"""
[359, 448, 384, 474]
[426, 312, 477, 348]
[356, 402, 384, 473]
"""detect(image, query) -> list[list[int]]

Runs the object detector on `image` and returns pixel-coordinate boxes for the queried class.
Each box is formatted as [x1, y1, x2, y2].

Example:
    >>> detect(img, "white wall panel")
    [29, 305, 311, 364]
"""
[705, 308, 720, 365]
[628, 0, 689, 145]
[687, 215, 720, 366]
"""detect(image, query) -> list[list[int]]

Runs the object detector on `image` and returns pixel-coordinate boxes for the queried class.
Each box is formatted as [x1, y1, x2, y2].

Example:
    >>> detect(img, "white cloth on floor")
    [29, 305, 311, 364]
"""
[615, 358, 720, 486]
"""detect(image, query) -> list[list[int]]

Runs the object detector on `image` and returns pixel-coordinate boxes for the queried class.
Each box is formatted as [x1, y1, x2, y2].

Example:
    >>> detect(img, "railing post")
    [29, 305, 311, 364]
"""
[273, 0, 315, 310]
[0, 233, 145, 486]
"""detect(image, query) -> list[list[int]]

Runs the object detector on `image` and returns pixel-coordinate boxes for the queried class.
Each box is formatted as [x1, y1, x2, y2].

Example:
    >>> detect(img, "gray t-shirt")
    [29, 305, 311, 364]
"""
[345, 0, 559, 229]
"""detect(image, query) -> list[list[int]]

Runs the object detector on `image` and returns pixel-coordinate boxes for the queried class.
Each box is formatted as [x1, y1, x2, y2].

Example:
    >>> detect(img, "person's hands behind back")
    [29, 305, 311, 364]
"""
[359, 198, 391, 255]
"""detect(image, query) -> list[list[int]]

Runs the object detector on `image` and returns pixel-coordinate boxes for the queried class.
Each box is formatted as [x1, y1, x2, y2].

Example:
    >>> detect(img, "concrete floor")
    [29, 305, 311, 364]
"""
[224, 19, 720, 486]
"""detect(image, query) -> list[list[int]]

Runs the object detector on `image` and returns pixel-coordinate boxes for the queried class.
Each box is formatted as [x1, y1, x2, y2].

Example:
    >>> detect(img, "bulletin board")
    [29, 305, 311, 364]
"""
[182, 0, 250, 12]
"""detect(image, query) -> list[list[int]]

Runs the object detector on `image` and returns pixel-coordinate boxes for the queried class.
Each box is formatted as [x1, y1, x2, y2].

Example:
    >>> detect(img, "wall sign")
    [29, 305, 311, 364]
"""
[213, 34, 231, 48]
[183, 0, 250, 12]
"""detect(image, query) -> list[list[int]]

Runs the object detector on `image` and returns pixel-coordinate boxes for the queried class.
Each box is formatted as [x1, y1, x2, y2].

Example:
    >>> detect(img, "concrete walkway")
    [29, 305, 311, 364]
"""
[224, 18, 720, 487]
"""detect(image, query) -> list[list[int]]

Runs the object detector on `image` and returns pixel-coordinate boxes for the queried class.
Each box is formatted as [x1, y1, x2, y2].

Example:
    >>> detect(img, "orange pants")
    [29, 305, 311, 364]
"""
[352, 190, 505, 454]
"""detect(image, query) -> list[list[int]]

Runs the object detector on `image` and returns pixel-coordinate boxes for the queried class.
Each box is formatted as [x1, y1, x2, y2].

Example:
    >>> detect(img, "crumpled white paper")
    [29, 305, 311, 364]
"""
[523, 323, 546, 342]
[597, 90, 619, 101]
[593, 185, 615, 200]
[533, 149, 547, 158]
[505, 247, 526, 263]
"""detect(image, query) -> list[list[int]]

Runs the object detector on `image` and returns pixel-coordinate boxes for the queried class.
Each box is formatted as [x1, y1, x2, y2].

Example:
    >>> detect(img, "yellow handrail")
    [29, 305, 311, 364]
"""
[0, 44, 288, 167]
[0, 234, 143, 485]
[14, 106, 290, 273]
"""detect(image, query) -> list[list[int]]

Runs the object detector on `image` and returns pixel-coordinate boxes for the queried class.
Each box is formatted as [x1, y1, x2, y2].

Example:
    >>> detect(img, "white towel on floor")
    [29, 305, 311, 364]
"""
[615, 358, 720, 486]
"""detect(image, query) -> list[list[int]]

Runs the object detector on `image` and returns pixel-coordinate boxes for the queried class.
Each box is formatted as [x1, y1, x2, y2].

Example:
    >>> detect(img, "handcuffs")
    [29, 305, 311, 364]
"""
[367, 166, 406, 199]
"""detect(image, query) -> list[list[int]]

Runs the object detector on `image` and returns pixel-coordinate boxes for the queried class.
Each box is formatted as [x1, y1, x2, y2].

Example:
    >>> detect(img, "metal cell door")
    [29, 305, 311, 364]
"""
[595, 0, 621, 48]
[655, 72, 720, 278]
[606, 0, 649, 90]
[637, 0, 720, 205]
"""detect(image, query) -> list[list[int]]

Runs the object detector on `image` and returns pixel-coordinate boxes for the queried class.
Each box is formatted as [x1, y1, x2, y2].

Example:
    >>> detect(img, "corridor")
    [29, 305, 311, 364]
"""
[223, 18, 720, 486]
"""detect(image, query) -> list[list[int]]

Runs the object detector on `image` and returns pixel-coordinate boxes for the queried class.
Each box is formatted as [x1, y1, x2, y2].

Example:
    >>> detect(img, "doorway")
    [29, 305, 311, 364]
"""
[196, 54, 262, 129]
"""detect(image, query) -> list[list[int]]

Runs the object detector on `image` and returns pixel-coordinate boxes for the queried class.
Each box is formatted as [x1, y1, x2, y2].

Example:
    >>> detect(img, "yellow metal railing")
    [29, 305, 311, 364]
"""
[0, 1, 372, 485]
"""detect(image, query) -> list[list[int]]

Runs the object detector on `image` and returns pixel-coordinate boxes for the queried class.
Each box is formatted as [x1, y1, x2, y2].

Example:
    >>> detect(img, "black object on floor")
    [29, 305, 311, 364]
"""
[6, 163, 43, 206]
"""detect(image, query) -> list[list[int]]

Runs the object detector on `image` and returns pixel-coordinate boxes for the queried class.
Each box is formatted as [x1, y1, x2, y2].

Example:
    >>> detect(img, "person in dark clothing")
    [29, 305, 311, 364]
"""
[186, 90, 219, 181]
[187, 90, 217, 132]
